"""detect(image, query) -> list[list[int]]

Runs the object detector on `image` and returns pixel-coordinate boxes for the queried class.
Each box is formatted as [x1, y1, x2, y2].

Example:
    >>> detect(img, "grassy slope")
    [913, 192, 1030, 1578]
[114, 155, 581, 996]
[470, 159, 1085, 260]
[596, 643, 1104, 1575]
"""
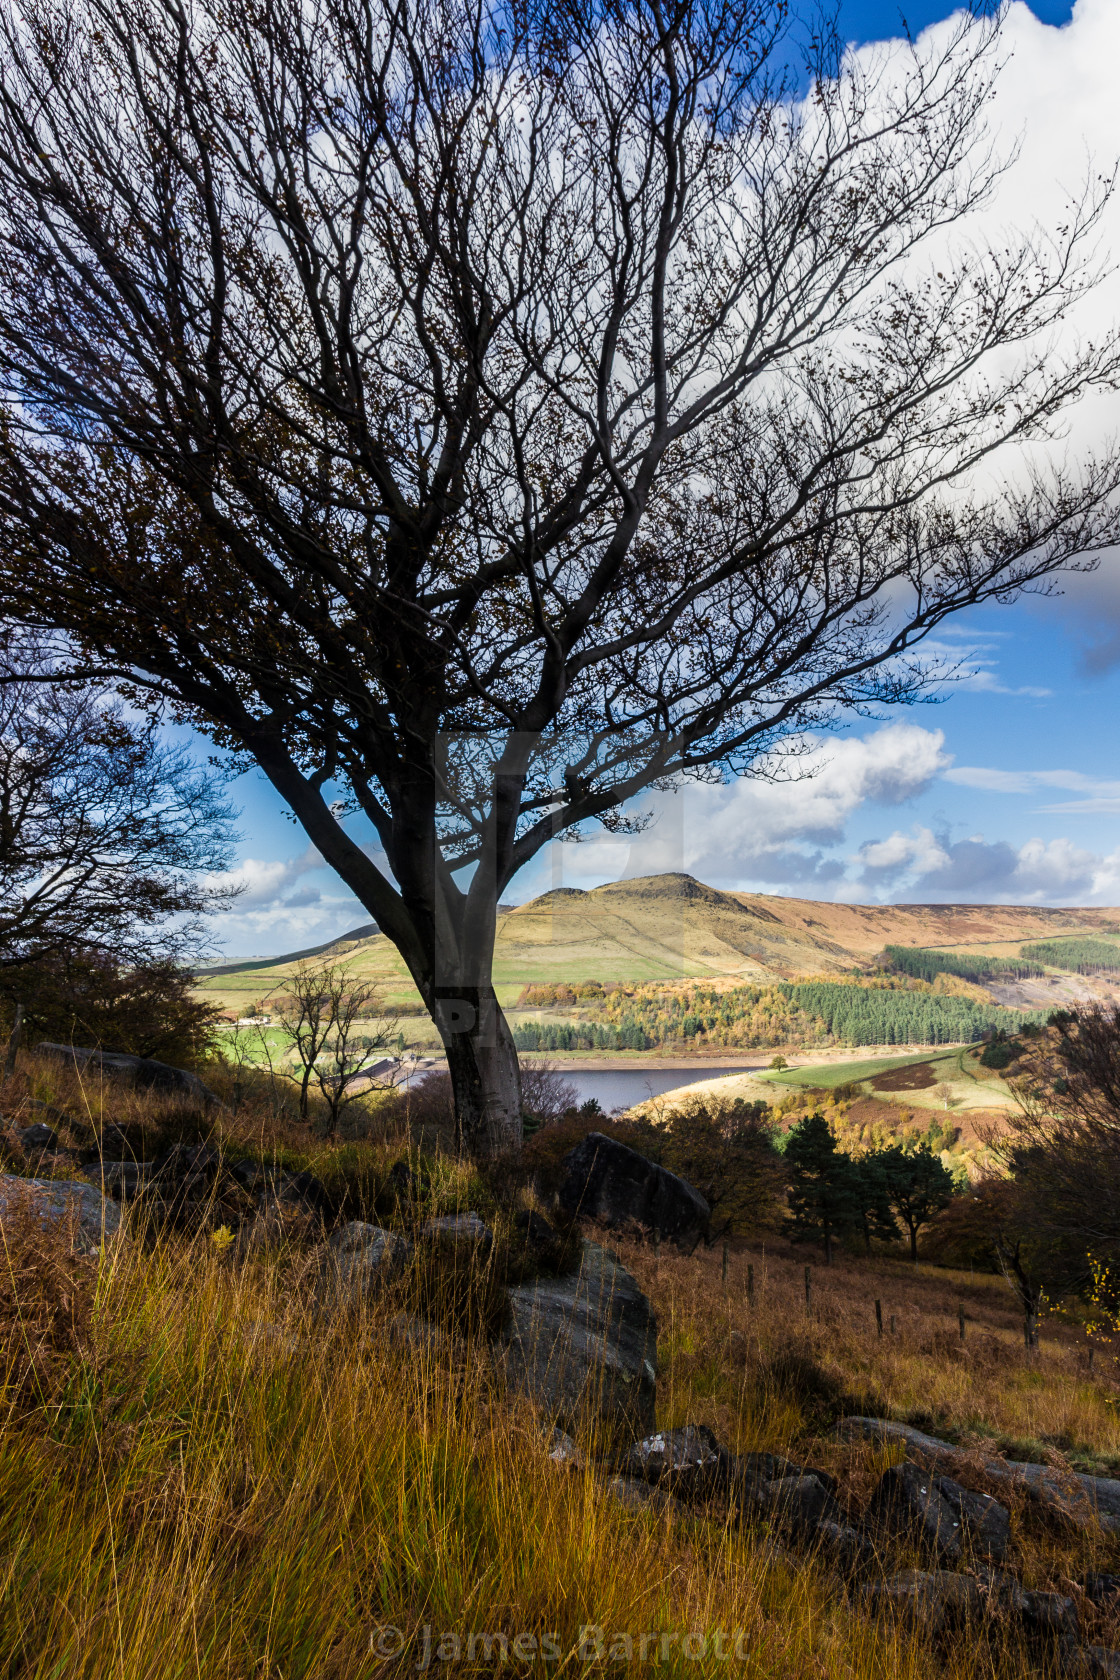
[5, 1220, 1119, 1676]
[4, 1062, 1120, 1676]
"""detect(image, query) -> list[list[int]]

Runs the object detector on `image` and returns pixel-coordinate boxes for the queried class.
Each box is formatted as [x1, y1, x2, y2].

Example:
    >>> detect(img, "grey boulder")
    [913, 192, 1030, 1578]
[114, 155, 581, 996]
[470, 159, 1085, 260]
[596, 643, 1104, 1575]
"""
[977, 1568, 1079, 1641]
[16, 1122, 59, 1152]
[761, 1473, 840, 1534]
[85, 1160, 152, 1200]
[864, 1569, 981, 1634]
[606, 1474, 683, 1517]
[320, 1221, 412, 1307]
[625, 1425, 724, 1501]
[547, 1428, 585, 1468]
[557, 1132, 709, 1248]
[501, 1239, 657, 1432]
[866, 1462, 1008, 1562]
[35, 1043, 218, 1106]
[867, 1463, 967, 1561]
[0, 1172, 121, 1251]
[936, 1473, 1010, 1561]
[1084, 1576, 1120, 1607]
[420, 1212, 493, 1253]
[1066, 1650, 1120, 1679]
[812, 1518, 877, 1574]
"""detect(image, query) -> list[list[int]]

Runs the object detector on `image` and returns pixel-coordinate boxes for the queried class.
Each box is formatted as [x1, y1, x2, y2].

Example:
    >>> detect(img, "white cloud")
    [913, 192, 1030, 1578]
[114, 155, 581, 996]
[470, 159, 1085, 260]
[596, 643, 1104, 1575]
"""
[856, 825, 951, 877]
[892, 0, 1120, 660]
[845, 824, 1116, 904]
[203, 842, 375, 959]
[552, 722, 951, 889]
[945, 764, 1120, 812]
[206, 844, 323, 907]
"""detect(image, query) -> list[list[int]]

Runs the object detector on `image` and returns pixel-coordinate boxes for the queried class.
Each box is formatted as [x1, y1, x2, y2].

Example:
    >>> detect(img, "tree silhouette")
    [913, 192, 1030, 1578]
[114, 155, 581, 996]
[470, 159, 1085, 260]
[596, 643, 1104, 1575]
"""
[0, 0, 1117, 1152]
[879, 1142, 956, 1261]
[784, 1114, 861, 1264]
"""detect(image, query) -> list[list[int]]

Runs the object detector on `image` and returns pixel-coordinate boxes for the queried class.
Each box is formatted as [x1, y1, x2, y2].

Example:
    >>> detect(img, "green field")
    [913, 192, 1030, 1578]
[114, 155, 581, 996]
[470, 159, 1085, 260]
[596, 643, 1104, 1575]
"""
[757, 1048, 963, 1088]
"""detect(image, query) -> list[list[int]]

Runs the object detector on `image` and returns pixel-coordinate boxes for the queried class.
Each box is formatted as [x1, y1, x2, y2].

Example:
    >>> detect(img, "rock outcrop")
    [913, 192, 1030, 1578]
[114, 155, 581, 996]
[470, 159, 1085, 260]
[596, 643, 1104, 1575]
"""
[866, 1462, 1009, 1563]
[319, 1221, 412, 1308]
[502, 1239, 657, 1432]
[35, 1043, 219, 1107]
[839, 1416, 1120, 1535]
[0, 1172, 121, 1251]
[557, 1132, 709, 1247]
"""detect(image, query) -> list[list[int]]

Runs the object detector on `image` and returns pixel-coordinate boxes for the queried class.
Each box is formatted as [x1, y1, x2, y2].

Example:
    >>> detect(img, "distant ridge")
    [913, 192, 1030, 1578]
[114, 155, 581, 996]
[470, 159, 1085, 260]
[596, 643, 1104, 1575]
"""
[195, 873, 1120, 1005]
[199, 921, 379, 977]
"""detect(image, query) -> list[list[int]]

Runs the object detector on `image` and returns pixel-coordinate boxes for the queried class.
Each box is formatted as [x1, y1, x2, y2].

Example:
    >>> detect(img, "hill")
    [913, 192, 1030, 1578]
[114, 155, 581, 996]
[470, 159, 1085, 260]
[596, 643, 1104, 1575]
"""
[197, 872, 1120, 1015]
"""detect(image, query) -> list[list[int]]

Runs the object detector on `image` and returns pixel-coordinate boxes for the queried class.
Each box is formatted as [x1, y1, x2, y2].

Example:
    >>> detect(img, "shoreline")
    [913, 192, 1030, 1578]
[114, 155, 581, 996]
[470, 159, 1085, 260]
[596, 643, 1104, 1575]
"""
[410, 1041, 977, 1076]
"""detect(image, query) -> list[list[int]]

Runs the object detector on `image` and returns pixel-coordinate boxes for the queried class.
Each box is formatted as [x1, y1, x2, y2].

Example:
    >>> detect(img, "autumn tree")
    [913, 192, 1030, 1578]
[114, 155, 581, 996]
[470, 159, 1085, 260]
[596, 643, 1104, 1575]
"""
[659, 1094, 786, 1237]
[0, 0, 1117, 1154]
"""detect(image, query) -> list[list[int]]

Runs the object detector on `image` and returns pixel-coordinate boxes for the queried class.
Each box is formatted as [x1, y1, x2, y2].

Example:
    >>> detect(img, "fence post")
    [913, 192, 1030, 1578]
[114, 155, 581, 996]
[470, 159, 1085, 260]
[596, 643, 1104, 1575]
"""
[747, 1263, 755, 1304]
[804, 1265, 812, 1318]
[958, 1304, 966, 1343]
[889, 1315, 896, 1335]
[875, 1299, 883, 1338]
[3, 1002, 23, 1079]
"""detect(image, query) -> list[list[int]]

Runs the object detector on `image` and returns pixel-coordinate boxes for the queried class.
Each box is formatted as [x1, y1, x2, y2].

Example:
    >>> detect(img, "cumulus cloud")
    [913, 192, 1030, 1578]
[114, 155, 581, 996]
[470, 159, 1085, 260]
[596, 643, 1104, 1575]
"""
[203, 843, 373, 959]
[885, 0, 1120, 662]
[554, 722, 951, 889]
[206, 844, 324, 908]
[848, 824, 1114, 904]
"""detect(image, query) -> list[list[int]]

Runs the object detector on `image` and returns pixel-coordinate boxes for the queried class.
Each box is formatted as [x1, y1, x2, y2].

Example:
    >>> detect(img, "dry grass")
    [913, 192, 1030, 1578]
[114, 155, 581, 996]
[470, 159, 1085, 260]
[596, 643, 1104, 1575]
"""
[0, 1059, 1118, 1676]
[0, 1231, 1076, 1680]
[639, 1236, 1120, 1467]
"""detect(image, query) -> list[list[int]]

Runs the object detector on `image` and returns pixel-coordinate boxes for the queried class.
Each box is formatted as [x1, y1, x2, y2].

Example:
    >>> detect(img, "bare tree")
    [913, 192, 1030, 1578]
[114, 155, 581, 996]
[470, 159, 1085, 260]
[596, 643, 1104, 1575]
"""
[0, 0, 1117, 1155]
[272, 961, 395, 1135]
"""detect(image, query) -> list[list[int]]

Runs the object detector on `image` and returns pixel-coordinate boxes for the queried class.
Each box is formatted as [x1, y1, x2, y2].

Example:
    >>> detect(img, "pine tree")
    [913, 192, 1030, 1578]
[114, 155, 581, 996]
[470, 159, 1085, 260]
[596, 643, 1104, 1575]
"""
[783, 1114, 862, 1264]
[850, 1155, 900, 1254]
[878, 1143, 957, 1262]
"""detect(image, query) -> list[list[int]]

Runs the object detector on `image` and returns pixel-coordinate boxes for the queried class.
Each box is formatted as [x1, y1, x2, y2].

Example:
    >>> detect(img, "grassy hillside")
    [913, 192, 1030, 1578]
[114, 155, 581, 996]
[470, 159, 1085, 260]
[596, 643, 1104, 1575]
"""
[3, 1055, 1118, 1680]
[198, 872, 1120, 1019]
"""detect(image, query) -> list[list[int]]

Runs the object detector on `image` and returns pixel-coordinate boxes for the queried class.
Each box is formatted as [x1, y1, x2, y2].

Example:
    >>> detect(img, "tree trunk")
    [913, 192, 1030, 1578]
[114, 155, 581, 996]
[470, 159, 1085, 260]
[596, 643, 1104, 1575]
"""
[909, 1224, 919, 1263]
[439, 985, 523, 1157]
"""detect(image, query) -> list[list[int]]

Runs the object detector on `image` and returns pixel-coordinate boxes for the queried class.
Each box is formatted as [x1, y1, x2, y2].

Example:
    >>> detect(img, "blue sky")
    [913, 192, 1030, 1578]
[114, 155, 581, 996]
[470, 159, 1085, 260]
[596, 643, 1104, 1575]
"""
[200, 0, 1120, 958]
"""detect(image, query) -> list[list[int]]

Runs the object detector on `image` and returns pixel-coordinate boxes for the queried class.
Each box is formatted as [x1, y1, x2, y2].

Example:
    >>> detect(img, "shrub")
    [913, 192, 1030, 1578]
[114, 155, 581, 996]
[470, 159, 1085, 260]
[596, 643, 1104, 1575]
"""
[0, 1191, 95, 1409]
[3, 952, 221, 1066]
[657, 1096, 785, 1238]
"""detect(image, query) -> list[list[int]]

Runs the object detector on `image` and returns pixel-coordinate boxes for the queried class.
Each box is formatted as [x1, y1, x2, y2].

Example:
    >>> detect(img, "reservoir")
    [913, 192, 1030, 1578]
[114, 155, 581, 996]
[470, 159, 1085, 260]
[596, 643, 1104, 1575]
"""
[558, 1064, 758, 1113]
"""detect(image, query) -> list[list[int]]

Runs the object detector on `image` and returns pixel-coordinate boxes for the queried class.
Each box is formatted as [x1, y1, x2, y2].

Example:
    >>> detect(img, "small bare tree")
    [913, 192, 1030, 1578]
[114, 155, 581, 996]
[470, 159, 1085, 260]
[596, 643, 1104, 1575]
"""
[272, 961, 395, 1136]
